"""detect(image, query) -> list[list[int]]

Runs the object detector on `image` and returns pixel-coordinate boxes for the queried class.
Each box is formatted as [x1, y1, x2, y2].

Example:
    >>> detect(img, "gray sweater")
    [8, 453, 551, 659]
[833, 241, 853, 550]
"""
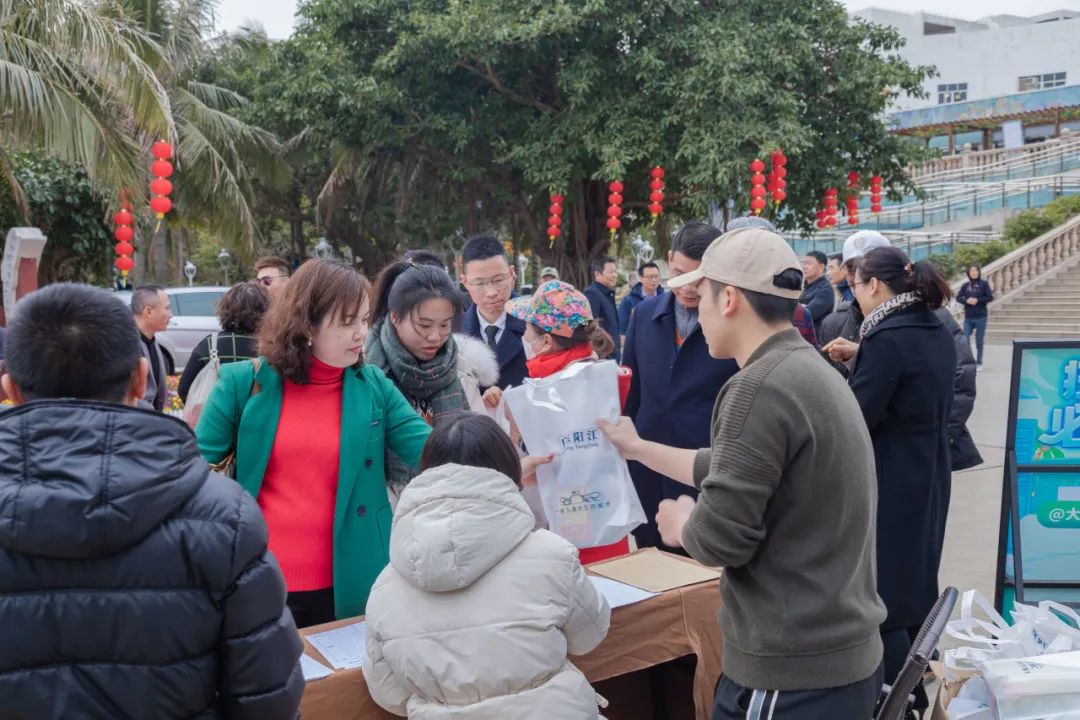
[683, 328, 886, 692]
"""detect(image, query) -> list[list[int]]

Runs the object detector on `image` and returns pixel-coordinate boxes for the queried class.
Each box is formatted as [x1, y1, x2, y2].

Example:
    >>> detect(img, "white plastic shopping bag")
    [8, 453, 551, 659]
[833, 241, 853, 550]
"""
[503, 360, 645, 548]
[977, 651, 1080, 719]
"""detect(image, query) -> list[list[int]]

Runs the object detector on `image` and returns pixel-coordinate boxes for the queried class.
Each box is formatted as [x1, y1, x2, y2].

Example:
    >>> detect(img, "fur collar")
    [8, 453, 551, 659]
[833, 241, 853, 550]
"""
[454, 333, 500, 387]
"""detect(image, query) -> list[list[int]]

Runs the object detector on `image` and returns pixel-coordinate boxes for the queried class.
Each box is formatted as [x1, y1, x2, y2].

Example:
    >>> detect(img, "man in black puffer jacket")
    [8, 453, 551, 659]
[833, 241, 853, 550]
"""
[0, 283, 304, 719]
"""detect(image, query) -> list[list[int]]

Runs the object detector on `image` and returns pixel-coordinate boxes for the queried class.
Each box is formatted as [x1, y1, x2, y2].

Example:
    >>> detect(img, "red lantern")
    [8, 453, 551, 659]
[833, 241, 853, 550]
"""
[114, 241, 134, 256]
[824, 188, 839, 228]
[115, 256, 135, 273]
[114, 225, 134, 243]
[547, 193, 564, 246]
[648, 166, 665, 221]
[151, 160, 173, 179]
[769, 151, 788, 207]
[151, 141, 174, 160]
[150, 178, 173, 197]
[817, 220, 826, 230]
[113, 210, 133, 226]
[870, 175, 883, 214]
[150, 197, 172, 217]
[607, 181, 624, 238]
[112, 201, 135, 283]
[749, 159, 768, 215]
[772, 189, 787, 203]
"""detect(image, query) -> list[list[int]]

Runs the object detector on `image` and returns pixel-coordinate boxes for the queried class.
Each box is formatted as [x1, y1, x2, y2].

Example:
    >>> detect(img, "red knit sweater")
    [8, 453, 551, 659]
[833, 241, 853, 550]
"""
[258, 357, 344, 591]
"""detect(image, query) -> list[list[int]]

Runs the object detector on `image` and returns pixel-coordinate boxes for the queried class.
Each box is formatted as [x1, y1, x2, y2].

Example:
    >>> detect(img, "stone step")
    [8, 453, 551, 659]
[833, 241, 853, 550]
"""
[987, 327, 1080, 338]
[993, 311, 1080, 321]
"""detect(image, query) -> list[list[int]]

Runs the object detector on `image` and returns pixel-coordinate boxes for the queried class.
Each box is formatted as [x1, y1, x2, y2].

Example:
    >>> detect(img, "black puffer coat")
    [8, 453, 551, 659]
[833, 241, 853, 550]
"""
[0, 401, 304, 719]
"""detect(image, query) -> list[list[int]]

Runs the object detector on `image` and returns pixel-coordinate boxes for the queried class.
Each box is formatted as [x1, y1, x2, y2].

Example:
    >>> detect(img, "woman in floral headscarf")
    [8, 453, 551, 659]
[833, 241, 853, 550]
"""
[503, 280, 632, 563]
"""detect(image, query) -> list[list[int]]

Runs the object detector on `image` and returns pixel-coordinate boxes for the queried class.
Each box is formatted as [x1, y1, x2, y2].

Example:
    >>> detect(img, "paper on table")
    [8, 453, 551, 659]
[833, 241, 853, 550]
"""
[589, 575, 659, 609]
[588, 548, 721, 593]
[306, 621, 368, 669]
[300, 653, 334, 681]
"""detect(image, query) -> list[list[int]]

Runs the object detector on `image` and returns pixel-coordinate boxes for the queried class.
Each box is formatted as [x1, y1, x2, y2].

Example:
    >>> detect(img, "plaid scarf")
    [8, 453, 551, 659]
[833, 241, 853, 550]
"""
[859, 292, 921, 341]
[365, 319, 466, 419]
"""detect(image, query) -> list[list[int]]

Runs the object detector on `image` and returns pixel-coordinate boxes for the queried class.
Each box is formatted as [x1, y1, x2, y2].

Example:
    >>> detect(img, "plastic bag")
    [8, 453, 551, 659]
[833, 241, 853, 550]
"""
[942, 590, 1080, 681]
[978, 651, 1080, 719]
[183, 332, 220, 428]
[503, 360, 645, 548]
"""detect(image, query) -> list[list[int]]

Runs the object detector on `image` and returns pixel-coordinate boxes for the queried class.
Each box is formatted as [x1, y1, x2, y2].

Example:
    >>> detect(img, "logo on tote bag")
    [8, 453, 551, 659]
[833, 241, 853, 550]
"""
[558, 490, 610, 513]
[559, 427, 601, 451]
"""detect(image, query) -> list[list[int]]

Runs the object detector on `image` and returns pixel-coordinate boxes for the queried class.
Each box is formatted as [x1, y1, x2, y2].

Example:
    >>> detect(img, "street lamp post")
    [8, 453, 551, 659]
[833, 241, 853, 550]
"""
[183, 261, 197, 287]
[314, 237, 333, 261]
[517, 254, 529, 290]
[217, 248, 231, 285]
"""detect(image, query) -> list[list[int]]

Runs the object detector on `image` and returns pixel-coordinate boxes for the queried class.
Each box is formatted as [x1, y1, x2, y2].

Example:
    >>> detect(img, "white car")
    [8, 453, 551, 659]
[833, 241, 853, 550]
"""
[113, 286, 229, 373]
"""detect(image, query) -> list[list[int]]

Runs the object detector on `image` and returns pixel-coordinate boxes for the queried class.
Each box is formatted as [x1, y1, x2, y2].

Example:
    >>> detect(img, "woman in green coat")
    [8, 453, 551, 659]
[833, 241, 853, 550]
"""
[196, 260, 431, 626]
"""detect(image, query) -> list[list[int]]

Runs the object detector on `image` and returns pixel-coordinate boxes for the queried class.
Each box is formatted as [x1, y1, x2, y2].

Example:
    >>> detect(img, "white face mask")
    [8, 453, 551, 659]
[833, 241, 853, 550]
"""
[523, 335, 544, 360]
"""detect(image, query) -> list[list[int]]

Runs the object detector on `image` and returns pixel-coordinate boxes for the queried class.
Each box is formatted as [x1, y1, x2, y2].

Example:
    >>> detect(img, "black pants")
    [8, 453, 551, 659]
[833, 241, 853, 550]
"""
[287, 587, 335, 629]
[712, 666, 883, 720]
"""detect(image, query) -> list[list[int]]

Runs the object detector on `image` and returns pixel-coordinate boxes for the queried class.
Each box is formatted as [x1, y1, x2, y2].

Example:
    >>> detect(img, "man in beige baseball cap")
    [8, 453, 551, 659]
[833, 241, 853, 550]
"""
[600, 227, 887, 719]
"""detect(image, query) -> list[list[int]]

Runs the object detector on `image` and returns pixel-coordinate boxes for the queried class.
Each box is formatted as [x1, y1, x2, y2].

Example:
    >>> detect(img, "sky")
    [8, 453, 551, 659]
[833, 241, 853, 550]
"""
[216, 0, 1080, 40]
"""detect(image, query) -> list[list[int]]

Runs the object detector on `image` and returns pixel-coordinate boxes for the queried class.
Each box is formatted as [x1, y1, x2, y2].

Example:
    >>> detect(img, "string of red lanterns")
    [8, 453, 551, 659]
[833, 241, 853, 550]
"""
[648, 167, 665, 223]
[768, 151, 787, 205]
[547, 194, 564, 248]
[113, 206, 135, 285]
[606, 181, 623, 239]
[870, 175, 883, 214]
[846, 171, 860, 226]
[749, 159, 767, 215]
[149, 141, 174, 226]
[823, 188, 839, 228]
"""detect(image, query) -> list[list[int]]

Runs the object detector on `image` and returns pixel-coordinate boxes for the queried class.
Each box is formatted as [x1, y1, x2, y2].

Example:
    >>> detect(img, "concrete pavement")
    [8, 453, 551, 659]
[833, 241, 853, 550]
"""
[939, 340, 1012, 600]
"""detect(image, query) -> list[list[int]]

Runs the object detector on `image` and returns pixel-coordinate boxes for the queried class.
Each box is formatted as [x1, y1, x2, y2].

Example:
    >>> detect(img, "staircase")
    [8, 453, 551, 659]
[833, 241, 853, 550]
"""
[954, 213, 1080, 341]
[986, 259, 1080, 339]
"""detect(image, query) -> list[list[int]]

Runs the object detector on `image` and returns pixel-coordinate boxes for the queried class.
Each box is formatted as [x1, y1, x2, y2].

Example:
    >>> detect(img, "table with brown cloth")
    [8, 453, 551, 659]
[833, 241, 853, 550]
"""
[298, 552, 724, 720]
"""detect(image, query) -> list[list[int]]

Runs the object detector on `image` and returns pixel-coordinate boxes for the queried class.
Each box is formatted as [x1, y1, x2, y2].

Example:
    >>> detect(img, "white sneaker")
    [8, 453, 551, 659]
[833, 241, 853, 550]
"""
[977, 364, 984, 372]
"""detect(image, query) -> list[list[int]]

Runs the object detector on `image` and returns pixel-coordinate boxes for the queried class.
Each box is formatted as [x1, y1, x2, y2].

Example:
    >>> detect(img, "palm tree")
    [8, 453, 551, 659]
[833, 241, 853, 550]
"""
[110, 0, 287, 253]
[0, 0, 173, 220]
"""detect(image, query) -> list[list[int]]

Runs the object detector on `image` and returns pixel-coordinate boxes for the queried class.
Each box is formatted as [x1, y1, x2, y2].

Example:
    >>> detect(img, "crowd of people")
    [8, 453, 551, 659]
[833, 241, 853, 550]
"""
[0, 220, 985, 719]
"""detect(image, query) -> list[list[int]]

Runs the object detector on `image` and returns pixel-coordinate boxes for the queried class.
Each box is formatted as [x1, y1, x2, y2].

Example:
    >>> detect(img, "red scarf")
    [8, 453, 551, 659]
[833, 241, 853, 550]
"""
[526, 343, 594, 379]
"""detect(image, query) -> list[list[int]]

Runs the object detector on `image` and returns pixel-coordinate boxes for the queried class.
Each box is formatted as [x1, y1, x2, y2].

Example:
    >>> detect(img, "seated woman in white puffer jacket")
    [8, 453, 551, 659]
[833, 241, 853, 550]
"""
[363, 411, 611, 719]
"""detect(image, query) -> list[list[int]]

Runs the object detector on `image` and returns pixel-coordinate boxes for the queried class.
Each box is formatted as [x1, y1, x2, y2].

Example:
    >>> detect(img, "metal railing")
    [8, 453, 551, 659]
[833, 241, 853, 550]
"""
[910, 135, 1080, 184]
[861, 175, 1080, 231]
[786, 230, 999, 261]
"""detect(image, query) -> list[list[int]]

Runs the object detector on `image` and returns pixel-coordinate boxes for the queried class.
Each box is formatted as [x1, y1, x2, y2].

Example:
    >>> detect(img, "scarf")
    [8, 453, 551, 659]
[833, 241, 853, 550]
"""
[365, 319, 467, 489]
[527, 343, 594, 379]
[675, 302, 699, 340]
[859, 292, 921, 340]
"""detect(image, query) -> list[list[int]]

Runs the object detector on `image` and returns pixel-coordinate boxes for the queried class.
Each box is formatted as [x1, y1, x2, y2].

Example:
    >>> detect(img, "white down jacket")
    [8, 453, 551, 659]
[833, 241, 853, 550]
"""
[363, 464, 611, 719]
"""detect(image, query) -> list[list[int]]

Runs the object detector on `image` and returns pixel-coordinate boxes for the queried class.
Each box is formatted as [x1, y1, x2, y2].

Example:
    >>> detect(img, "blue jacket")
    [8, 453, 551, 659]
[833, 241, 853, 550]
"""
[618, 283, 664, 334]
[622, 292, 739, 549]
[956, 278, 994, 320]
[584, 281, 621, 362]
[461, 304, 528, 389]
[799, 276, 835, 335]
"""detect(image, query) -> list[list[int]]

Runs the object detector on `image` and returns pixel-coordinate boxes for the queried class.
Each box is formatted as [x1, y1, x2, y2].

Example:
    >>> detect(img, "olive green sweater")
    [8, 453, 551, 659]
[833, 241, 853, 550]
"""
[683, 328, 886, 691]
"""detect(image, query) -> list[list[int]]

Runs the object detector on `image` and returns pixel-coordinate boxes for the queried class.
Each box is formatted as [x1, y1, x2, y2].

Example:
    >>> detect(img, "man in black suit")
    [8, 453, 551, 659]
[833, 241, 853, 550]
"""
[583, 255, 621, 362]
[459, 235, 528, 389]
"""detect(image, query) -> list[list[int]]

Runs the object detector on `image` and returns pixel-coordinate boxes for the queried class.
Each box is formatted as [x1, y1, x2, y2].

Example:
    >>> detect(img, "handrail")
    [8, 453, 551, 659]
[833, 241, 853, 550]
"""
[911, 135, 1080, 184]
[949, 213, 1080, 315]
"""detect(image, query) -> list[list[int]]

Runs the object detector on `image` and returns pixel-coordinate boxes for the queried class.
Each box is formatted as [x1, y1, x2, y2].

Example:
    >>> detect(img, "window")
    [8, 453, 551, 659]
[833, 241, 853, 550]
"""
[1018, 72, 1067, 92]
[171, 291, 222, 317]
[923, 21, 956, 35]
[938, 83, 968, 104]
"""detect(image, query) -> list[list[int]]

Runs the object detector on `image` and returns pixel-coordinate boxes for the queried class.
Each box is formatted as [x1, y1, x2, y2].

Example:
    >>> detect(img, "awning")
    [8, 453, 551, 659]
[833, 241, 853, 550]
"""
[889, 85, 1080, 136]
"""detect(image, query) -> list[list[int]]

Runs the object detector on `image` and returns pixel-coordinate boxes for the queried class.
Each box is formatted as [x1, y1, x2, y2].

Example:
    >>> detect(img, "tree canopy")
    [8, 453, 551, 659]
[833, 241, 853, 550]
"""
[230, 0, 932, 282]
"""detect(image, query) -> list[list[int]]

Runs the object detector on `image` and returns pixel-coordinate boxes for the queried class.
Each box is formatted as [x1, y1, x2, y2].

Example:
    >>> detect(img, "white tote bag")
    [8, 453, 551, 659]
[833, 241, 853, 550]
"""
[183, 333, 221, 428]
[503, 359, 645, 548]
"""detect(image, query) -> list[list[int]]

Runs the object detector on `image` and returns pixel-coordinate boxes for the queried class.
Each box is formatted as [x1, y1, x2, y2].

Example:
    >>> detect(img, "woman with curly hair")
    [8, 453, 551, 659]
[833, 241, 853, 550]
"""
[178, 281, 270, 404]
[195, 260, 432, 626]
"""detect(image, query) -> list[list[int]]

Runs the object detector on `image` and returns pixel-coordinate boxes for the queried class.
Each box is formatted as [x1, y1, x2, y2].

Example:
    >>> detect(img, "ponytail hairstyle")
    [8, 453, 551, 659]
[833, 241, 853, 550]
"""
[540, 319, 615, 359]
[370, 258, 464, 327]
[857, 246, 953, 310]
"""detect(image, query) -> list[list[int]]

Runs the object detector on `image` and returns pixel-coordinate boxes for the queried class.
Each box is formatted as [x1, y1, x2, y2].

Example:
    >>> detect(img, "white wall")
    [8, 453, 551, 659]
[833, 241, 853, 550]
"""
[854, 8, 1080, 111]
